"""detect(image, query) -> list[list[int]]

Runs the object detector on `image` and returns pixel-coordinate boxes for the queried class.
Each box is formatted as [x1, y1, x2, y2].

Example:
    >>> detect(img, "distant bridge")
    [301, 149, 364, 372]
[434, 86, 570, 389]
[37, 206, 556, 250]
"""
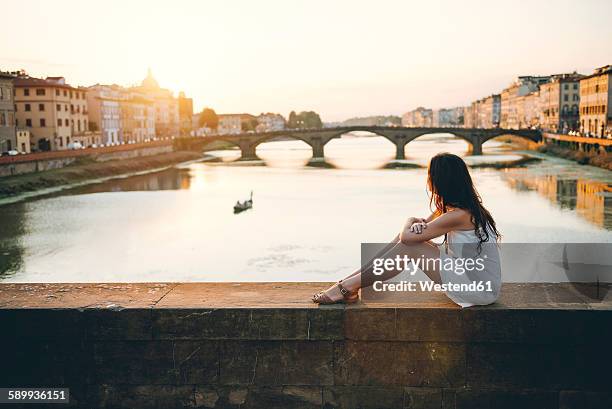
[175, 126, 542, 161]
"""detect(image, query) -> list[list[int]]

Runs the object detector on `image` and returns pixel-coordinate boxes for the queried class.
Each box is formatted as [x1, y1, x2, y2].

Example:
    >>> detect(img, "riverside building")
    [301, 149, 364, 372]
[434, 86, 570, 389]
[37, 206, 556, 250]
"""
[13, 75, 89, 151]
[539, 73, 583, 133]
[579, 65, 612, 138]
[0, 71, 17, 151]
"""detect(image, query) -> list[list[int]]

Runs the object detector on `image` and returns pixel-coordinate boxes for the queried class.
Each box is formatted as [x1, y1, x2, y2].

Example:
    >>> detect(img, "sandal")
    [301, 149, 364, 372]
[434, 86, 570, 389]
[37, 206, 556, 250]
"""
[312, 280, 359, 304]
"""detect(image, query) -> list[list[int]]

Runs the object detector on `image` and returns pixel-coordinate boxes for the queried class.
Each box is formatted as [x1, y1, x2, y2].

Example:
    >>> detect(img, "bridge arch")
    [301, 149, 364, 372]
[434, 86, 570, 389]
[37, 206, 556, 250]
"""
[324, 130, 399, 166]
[254, 134, 315, 165]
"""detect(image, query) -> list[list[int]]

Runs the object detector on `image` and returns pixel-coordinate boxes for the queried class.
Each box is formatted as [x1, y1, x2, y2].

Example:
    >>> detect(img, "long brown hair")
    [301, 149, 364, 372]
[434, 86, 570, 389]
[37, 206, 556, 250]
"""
[427, 153, 500, 247]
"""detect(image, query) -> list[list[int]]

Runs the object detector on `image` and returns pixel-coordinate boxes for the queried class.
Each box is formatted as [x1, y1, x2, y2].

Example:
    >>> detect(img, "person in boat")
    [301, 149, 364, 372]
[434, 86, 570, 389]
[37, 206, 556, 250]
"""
[312, 153, 502, 308]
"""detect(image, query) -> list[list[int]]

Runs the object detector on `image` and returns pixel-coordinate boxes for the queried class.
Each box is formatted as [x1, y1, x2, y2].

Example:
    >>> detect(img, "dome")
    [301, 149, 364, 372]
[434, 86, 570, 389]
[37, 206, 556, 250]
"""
[141, 68, 159, 89]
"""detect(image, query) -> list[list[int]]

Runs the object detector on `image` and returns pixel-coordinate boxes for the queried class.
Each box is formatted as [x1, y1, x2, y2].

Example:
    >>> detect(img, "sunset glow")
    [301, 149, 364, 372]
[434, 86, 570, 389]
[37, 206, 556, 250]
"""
[2, 0, 611, 121]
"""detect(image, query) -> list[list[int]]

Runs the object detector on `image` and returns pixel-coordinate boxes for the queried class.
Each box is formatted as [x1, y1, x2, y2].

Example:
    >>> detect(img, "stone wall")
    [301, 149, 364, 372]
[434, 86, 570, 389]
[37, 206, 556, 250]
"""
[0, 141, 174, 177]
[0, 282, 611, 409]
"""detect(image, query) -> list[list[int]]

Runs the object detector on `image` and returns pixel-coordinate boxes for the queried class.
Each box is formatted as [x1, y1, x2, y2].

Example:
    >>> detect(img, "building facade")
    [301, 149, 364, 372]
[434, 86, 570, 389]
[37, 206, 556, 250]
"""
[256, 113, 285, 132]
[217, 114, 243, 134]
[579, 65, 612, 138]
[479, 94, 500, 128]
[130, 70, 179, 138]
[539, 73, 582, 133]
[86, 84, 122, 144]
[13, 75, 88, 151]
[0, 72, 17, 151]
[500, 76, 551, 129]
[120, 93, 155, 143]
[178, 91, 193, 137]
[15, 129, 31, 153]
[401, 107, 433, 127]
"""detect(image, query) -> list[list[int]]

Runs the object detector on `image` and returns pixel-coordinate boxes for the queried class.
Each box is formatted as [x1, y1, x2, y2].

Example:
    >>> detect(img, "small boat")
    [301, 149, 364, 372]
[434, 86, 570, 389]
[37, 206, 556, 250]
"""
[234, 191, 253, 213]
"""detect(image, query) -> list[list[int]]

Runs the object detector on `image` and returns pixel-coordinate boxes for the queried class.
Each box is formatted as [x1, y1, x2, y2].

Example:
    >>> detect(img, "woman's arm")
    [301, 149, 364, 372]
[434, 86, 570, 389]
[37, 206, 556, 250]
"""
[399, 210, 469, 244]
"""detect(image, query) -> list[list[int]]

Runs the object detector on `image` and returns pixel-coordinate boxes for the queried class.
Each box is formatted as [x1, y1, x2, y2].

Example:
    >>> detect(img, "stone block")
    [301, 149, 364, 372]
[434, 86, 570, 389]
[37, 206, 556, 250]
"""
[559, 390, 612, 409]
[401, 387, 444, 409]
[323, 386, 404, 409]
[153, 309, 314, 340]
[334, 341, 465, 387]
[220, 341, 333, 386]
[454, 389, 558, 409]
[0, 309, 84, 340]
[88, 384, 196, 409]
[84, 308, 152, 340]
[466, 343, 575, 389]
[91, 341, 219, 385]
[193, 386, 322, 409]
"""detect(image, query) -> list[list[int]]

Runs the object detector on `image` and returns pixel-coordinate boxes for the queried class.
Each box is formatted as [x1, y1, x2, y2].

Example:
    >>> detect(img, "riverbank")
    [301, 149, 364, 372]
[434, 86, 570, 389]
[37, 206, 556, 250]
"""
[538, 143, 612, 170]
[0, 151, 202, 198]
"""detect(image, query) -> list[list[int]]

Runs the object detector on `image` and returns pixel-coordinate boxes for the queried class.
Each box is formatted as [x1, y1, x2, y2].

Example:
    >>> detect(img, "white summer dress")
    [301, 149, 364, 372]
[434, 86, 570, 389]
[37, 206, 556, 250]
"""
[438, 225, 501, 308]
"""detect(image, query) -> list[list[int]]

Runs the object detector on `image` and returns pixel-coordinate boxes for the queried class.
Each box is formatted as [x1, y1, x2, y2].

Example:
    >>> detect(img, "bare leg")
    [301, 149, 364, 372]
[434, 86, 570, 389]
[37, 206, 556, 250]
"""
[343, 241, 441, 291]
[314, 240, 441, 303]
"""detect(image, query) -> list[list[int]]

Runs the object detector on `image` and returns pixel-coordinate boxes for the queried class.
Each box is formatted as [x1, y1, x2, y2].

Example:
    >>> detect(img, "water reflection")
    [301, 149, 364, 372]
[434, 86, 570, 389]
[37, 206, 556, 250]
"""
[503, 171, 612, 229]
[73, 168, 192, 194]
[0, 203, 26, 277]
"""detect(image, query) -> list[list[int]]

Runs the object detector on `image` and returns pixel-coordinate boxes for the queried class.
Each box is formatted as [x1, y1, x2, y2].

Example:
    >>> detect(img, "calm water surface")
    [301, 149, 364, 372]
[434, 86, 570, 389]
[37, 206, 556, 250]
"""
[1, 134, 611, 282]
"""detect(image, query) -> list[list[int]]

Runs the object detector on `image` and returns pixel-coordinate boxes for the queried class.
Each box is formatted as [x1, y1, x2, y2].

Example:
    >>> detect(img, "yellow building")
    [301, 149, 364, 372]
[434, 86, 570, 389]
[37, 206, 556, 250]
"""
[579, 65, 612, 138]
[14, 75, 89, 151]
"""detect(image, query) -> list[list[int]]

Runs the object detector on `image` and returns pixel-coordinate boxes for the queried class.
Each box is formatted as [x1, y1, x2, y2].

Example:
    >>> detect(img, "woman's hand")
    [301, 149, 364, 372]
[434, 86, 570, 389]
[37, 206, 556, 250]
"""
[409, 222, 427, 234]
[402, 217, 427, 235]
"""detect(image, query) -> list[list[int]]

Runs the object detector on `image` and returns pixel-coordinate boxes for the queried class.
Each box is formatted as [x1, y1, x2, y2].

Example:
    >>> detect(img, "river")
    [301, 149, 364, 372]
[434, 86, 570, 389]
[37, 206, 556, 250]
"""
[1, 134, 611, 283]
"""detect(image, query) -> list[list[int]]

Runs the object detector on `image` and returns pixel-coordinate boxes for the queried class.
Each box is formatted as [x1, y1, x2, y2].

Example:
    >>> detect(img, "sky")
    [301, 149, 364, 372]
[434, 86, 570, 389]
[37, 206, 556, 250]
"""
[1, 0, 611, 122]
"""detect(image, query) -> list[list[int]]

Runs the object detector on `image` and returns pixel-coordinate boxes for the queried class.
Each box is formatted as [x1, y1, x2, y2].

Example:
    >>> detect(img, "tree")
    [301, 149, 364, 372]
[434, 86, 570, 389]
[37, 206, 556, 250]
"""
[241, 118, 259, 132]
[199, 108, 218, 130]
[287, 110, 322, 129]
[287, 111, 298, 129]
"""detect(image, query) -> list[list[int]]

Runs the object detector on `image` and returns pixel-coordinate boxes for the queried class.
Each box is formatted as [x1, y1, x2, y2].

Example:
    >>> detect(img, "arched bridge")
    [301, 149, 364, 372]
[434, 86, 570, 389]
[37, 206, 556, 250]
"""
[175, 126, 541, 161]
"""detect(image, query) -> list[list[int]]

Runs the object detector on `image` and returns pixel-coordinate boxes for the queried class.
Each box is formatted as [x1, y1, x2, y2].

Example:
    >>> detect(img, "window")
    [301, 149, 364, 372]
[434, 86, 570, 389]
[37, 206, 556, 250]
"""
[56, 104, 61, 111]
[24, 88, 30, 96]
[564, 95, 568, 102]
[25, 103, 31, 112]
[0, 87, 3, 100]
[36, 88, 45, 96]
[564, 84, 568, 90]
[77, 120, 81, 132]
[65, 105, 68, 111]
[40, 119, 46, 127]
[63, 90, 67, 97]
[65, 118, 69, 126]
[0, 112, 5, 126]
[39, 103, 45, 111]
[26, 119, 32, 127]
[55, 89, 60, 96]
[573, 84, 578, 90]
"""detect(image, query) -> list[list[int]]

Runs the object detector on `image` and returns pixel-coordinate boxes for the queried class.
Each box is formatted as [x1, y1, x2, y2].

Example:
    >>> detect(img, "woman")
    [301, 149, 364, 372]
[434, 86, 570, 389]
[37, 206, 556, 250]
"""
[312, 152, 501, 307]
